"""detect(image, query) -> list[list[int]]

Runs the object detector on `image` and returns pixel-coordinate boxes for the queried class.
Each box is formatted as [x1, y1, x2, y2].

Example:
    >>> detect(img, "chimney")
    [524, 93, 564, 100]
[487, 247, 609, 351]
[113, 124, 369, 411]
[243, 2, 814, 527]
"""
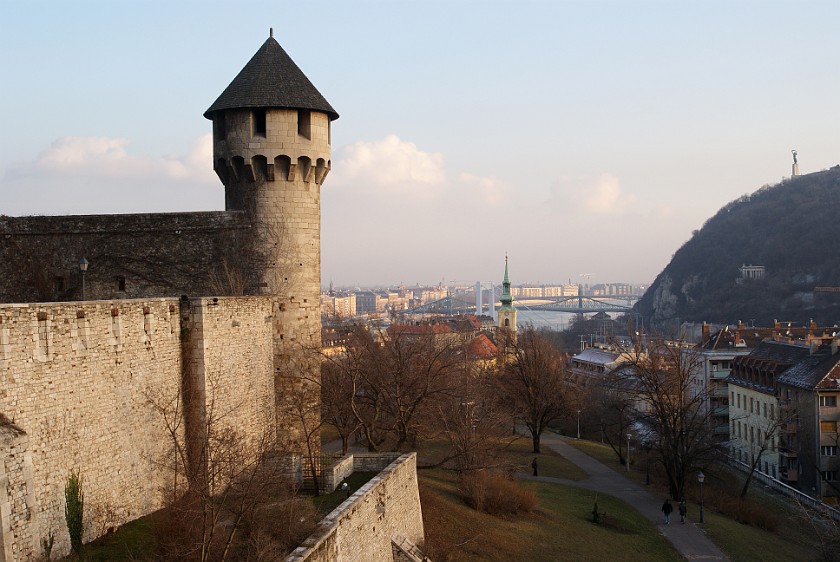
[774, 319, 781, 329]
[737, 320, 746, 330]
[702, 322, 710, 343]
[810, 318, 818, 329]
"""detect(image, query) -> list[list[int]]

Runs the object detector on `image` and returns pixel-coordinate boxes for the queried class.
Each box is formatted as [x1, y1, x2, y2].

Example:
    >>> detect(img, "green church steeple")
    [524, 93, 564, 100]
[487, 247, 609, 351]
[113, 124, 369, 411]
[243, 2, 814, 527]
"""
[497, 255, 517, 335]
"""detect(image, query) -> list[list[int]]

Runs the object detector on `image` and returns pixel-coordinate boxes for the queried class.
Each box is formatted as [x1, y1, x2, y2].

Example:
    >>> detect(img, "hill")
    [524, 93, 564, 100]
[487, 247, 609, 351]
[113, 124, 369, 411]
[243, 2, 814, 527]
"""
[635, 165, 840, 328]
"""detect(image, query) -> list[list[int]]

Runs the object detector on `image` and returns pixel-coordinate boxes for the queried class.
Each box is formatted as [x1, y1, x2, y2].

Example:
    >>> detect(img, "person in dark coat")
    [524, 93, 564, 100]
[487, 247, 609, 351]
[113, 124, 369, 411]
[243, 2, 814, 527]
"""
[531, 457, 538, 476]
[661, 499, 673, 524]
[679, 498, 688, 523]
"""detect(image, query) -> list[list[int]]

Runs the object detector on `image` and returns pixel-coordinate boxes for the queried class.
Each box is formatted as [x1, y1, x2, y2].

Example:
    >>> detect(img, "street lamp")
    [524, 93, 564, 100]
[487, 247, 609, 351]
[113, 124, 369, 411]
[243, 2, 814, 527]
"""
[697, 471, 705, 523]
[577, 409, 581, 440]
[626, 433, 632, 473]
[78, 257, 89, 300]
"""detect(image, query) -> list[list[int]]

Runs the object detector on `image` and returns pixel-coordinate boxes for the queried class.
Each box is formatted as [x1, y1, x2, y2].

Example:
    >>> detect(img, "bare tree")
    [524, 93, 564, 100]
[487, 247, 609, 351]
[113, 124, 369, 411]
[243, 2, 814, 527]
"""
[584, 376, 635, 464]
[732, 401, 796, 497]
[320, 324, 461, 452]
[144, 374, 316, 561]
[496, 326, 568, 454]
[320, 357, 360, 455]
[617, 340, 722, 500]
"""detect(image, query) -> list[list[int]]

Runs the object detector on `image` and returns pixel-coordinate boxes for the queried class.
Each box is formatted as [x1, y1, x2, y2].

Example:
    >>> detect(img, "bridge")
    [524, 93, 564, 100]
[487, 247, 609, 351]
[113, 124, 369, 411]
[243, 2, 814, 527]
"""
[399, 287, 639, 316]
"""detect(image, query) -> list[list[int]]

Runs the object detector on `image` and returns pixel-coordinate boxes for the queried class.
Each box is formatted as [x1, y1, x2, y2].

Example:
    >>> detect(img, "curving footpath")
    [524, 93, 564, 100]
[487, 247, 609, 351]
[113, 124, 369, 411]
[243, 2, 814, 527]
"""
[522, 433, 730, 561]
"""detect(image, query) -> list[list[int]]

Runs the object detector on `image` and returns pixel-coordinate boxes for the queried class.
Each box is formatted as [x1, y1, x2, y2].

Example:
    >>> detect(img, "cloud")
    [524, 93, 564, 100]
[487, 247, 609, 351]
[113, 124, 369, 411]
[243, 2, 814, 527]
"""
[458, 172, 509, 206]
[13, 134, 218, 184]
[1, 135, 220, 214]
[548, 173, 637, 215]
[332, 134, 445, 196]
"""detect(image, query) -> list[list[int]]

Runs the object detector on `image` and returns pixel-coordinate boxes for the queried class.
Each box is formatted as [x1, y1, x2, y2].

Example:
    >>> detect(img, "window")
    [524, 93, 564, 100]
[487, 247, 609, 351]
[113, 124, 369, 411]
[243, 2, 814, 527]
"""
[115, 276, 126, 292]
[737, 421, 742, 438]
[731, 391, 735, 404]
[821, 446, 838, 456]
[297, 110, 311, 139]
[820, 395, 838, 408]
[737, 394, 741, 409]
[252, 109, 266, 137]
[53, 276, 65, 293]
[763, 403, 768, 418]
[820, 420, 837, 433]
[214, 114, 227, 139]
[770, 403, 775, 419]
[822, 471, 838, 481]
[750, 397, 754, 413]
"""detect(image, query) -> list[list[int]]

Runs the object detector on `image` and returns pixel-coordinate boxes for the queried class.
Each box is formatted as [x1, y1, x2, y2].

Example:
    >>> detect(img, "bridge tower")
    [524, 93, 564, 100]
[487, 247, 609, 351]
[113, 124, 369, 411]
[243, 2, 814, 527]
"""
[204, 30, 338, 450]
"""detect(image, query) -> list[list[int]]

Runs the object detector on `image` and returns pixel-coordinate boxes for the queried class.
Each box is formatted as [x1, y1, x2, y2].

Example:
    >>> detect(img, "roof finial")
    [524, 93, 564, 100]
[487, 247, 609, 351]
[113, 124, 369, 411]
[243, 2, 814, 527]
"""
[269, 27, 274, 38]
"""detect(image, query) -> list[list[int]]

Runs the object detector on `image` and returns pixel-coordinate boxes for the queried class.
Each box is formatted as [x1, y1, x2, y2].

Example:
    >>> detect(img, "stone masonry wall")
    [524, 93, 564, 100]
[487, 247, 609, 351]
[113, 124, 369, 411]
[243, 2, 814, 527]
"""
[287, 453, 425, 562]
[0, 296, 275, 560]
[0, 212, 252, 304]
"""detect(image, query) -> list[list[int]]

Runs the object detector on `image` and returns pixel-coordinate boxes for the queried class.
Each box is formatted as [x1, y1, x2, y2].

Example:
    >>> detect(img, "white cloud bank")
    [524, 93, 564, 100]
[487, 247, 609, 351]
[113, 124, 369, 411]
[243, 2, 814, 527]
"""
[1, 135, 219, 215]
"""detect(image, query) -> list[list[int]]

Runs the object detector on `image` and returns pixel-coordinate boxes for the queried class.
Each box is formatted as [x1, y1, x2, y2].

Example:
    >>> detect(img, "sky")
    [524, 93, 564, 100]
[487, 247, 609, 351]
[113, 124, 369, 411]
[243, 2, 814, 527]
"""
[2, 1, 839, 289]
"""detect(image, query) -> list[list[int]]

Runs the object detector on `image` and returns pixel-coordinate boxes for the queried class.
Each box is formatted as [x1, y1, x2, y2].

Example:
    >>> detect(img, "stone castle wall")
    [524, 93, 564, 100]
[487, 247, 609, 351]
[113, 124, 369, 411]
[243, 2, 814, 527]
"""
[0, 212, 252, 304]
[0, 296, 274, 560]
[287, 453, 425, 562]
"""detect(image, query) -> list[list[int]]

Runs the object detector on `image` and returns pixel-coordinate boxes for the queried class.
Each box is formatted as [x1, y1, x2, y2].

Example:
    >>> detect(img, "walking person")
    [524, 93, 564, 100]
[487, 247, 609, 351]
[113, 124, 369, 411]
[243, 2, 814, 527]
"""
[661, 498, 673, 524]
[679, 498, 687, 523]
[531, 457, 539, 477]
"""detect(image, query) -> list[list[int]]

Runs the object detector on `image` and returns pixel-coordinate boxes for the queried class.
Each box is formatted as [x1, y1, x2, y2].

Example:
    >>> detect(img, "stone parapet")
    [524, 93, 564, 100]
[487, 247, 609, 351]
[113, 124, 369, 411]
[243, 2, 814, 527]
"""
[287, 453, 425, 562]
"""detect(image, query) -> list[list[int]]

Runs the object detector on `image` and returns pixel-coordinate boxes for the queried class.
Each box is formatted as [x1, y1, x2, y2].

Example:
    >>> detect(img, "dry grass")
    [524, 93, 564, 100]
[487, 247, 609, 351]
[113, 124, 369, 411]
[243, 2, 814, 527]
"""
[420, 469, 683, 562]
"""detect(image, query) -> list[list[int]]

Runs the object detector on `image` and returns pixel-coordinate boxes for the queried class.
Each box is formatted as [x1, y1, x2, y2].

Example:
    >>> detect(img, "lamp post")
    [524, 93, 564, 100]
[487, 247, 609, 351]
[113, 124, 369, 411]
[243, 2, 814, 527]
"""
[697, 471, 705, 523]
[577, 409, 581, 440]
[79, 257, 89, 300]
[626, 433, 632, 473]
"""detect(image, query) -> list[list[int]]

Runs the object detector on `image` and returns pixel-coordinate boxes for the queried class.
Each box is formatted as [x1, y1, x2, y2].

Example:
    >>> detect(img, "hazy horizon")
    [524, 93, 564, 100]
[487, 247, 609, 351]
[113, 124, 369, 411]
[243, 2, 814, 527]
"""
[3, 1, 838, 287]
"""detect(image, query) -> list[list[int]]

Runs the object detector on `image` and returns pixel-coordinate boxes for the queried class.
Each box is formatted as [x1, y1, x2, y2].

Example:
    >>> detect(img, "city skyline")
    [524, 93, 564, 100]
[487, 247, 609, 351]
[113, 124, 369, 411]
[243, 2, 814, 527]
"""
[2, 1, 839, 287]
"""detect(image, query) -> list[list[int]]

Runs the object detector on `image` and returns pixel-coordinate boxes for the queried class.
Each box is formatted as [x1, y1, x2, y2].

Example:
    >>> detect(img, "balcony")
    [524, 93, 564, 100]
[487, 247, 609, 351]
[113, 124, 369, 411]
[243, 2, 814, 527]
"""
[785, 422, 798, 434]
[711, 369, 731, 379]
[713, 424, 730, 435]
[711, 386, 729, 398]
[712, 406, 729, 417]
[780, 467, 798, 482]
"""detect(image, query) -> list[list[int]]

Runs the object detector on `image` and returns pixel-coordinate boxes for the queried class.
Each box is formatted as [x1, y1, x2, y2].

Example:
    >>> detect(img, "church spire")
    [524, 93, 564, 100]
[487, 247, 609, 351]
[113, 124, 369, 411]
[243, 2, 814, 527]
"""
[500, 254, 513, 307]
[497, 255, 517, 339]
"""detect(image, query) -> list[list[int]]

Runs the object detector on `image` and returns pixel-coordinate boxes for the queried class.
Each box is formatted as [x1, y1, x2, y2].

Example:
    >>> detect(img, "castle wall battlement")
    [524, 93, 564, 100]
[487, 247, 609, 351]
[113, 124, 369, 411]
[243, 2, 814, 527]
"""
[0, 212, 252, 303]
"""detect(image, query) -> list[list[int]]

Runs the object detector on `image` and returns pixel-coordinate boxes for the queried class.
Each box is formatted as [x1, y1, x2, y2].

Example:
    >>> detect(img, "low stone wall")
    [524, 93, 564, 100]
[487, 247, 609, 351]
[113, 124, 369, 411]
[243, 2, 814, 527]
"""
[287, 453, 424, 562]
[325, 455, 354, 494]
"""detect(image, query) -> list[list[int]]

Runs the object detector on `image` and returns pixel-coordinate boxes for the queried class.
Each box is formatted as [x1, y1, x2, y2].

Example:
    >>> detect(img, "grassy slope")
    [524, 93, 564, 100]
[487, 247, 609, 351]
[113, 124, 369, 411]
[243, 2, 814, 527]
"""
[419, 437, 681, 561]
[569, 438, 821, 562]
[420, 469, 683, 562]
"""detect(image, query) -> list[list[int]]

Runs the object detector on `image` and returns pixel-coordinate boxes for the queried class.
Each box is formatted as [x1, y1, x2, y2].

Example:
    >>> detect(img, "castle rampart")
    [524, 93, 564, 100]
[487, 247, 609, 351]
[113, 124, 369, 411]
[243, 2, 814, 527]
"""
[287, 453, 425, 562]
[0, 212, 252, 303]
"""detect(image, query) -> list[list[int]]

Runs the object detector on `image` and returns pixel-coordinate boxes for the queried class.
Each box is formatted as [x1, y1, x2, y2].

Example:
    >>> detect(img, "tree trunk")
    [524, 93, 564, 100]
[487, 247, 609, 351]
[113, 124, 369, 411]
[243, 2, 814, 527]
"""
[532, 431, 541, 454]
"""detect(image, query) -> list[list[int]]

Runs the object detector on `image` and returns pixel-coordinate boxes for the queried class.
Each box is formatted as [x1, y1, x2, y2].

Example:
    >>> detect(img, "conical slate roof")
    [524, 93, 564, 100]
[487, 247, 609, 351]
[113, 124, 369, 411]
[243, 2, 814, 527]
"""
[204, 34, 338, 120]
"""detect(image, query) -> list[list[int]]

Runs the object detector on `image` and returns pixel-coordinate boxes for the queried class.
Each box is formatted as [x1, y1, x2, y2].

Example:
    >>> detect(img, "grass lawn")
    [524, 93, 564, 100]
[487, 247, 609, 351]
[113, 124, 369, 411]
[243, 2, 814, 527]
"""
[417, 435, 588, 481]
[76, 514, 158, 561]
[312, 470, 377, 515]
[419, 468, 683, 562]
[568, 438, 822, 562]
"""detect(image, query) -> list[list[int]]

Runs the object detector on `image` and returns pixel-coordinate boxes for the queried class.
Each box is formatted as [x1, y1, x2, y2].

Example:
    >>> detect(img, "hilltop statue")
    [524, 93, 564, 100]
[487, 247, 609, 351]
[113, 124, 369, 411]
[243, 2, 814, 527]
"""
[792, 150, 798, 164]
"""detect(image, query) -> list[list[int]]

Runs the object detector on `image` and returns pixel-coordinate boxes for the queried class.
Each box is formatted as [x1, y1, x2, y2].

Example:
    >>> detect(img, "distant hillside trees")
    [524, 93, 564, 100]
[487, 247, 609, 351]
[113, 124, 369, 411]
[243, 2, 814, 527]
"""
[635, 166, 840, 327]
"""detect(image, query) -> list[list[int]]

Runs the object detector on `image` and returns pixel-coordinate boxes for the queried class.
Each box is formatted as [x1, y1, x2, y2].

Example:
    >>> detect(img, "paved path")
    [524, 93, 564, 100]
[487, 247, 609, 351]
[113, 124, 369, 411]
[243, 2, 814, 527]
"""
[524, 433, 729, 561]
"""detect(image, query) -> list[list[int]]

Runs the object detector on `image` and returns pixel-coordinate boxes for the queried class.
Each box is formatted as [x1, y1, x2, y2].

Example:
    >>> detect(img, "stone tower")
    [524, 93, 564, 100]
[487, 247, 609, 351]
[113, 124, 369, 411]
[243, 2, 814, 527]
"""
[204, 31, 338, 450]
